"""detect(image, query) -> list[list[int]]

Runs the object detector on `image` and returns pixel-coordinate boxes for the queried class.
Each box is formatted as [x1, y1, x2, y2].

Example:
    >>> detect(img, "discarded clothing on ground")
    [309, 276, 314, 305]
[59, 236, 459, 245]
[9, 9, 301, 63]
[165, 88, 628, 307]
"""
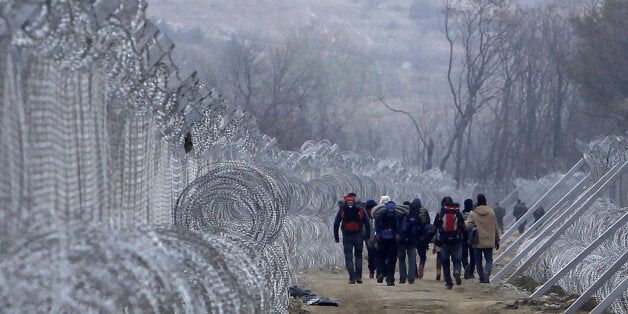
[288, 285, 317, 302]
[289, 285, 340, 306]
[306, 297, 341, 307]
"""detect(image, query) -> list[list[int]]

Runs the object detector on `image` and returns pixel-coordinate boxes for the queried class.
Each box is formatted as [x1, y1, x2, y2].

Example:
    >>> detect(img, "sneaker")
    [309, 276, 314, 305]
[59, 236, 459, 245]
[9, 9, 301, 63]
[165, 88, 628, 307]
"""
[454, 272, 462, 285]
[349, 280, 355, 284]
[377, 274, 384, 283]
[387, 282, 395, 286]
[356, 279, 363, 284]
[408, 280, 415, 284]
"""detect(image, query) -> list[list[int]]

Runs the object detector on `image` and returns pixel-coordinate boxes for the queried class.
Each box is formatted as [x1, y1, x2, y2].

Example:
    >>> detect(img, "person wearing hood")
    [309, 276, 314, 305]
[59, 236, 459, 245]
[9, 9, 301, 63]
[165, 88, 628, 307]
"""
[333, 192, 372, 284]
[465, 194, 500, 283]
[409, 198, 430, 279]
[461, 199, 476, 279]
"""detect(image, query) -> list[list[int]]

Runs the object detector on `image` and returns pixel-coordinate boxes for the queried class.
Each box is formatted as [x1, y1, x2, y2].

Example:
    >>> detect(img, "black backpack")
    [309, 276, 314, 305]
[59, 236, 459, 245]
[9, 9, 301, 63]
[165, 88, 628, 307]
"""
[404, 210, 422, 239]
[341, 204, 363, 232]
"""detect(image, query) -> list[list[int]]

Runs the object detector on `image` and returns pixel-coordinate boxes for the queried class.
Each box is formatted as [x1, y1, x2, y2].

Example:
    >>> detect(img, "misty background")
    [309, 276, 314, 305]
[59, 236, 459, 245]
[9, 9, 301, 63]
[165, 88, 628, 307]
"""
[147, 0, 627, 187]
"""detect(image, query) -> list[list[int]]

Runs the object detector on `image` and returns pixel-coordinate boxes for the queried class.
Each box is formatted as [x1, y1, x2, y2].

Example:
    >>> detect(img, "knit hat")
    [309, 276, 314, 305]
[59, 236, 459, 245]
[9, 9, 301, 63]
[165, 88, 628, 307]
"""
[379, 195, 391, 205]
[365, 199, 377, 209]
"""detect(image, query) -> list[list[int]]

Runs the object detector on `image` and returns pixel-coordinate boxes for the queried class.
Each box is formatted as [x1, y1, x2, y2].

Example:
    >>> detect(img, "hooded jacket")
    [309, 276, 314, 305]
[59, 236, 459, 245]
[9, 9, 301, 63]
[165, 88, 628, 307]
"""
[465, 205, 500, 249]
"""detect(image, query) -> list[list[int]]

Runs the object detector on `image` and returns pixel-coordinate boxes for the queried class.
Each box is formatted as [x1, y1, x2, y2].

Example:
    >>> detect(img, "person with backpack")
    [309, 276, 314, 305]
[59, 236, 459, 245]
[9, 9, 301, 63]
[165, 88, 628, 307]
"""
[372, 197, 404, 286]
[465, 194, 500, 283]
[461, 198, 476, 279]
[513, 199, 528, 234]
[397, 201, 423, 284]
[431, 196, 465, 289]
[409, 198, 430, 279]
[333, 192, 371, 284]
[364, 199, 379, 279]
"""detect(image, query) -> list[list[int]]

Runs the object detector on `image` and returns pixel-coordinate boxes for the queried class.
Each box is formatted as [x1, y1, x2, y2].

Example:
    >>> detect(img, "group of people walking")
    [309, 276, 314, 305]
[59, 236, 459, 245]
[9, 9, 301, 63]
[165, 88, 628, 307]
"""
[333, 193, 501, 289]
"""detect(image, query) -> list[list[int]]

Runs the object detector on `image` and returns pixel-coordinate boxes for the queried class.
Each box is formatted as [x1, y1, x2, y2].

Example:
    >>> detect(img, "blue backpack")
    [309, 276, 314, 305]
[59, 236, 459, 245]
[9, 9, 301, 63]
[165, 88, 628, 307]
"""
[378, 202, 398, 239]
[402, 208, 422, 243]
[422, 223, 433, 242]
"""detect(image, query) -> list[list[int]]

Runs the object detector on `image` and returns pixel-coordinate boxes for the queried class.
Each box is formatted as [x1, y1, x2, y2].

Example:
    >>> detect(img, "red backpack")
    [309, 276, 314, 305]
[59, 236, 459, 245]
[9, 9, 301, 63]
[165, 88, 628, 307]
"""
[341, 196, 364, 232]
[437, 204, 463, 243]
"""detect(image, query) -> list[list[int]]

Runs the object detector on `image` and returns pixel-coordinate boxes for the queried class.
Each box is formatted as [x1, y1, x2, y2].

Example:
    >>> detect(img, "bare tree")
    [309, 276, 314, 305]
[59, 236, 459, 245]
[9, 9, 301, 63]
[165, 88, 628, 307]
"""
[222, 35, 265, 110]
[377, 97, 436, 170]
[569, 0, 628, 130]
[441, 0, 505, 187]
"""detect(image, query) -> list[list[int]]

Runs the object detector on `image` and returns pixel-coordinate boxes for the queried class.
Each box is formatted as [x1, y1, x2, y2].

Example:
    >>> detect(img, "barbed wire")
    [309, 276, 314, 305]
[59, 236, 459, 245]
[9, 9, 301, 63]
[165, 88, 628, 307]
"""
[0, 1, 626, 313]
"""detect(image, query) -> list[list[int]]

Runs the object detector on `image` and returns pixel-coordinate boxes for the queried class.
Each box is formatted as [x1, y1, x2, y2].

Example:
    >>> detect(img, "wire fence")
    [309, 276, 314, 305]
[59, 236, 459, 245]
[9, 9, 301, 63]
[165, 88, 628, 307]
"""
[0, 1, 626, 313]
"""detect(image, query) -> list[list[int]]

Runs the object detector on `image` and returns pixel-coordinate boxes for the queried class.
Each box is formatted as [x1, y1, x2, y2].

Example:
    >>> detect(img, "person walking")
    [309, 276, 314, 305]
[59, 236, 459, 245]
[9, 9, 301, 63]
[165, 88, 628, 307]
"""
[465, 194, 500, 283]
[364, 199, 379, 278]
[333, 192, 371, 284]
[513, 200, 528, 234]
[533, 205, 545, 223]
[397, 202, 423, 284]
[493, 202, 506, 233]
[372, 197, 403, 286]
[431, 196, 465, 289]
[461, 198, 476, 279]
[410, 198, 431, 279]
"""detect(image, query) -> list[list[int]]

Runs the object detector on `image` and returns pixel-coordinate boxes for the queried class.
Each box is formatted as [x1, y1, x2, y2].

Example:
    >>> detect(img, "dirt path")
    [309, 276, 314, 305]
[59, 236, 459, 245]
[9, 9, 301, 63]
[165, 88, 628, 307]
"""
[294, 250, 547, 314]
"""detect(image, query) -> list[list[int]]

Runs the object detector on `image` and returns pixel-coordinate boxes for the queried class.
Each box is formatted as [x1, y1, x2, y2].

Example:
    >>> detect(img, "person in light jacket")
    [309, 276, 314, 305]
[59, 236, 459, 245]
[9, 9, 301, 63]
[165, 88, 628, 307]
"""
[464, 194, 500, 283]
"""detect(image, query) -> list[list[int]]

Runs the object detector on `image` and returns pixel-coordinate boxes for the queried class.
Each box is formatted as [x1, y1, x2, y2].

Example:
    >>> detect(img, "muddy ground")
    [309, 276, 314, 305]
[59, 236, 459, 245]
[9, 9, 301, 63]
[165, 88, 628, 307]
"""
[292, 247, 589, 314]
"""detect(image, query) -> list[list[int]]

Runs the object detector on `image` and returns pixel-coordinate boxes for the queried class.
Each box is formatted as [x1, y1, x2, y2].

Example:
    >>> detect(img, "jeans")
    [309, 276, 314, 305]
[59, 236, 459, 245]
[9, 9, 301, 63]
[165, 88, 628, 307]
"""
[397, 243, 417, 282]
[474, 248, 493, 280]
[377, 239, 398, 283]
[342, 232, 364, 281]
[461, 242, 475, 276]
[440, 243, 462, 287]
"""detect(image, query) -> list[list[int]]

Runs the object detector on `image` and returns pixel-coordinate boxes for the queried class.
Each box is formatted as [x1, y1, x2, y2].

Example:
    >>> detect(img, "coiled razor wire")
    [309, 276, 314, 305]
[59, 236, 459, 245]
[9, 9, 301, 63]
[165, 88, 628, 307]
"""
[1, 1, 626, 313]
[0, 224, 271, 313]
[523, 199, 627, 314]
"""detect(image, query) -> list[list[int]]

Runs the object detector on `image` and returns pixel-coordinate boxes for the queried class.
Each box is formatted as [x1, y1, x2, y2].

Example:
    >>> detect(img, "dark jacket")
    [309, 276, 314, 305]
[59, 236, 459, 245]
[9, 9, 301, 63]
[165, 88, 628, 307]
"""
[493, 205, 506, 229]
[513, 203, 528, 219]
[398, 210, 423, 246]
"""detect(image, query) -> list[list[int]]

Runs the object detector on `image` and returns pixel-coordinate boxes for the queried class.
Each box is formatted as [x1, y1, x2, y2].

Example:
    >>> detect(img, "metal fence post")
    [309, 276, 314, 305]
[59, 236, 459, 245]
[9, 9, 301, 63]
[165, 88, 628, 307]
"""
[529, 211, 628, 299]
[563, 251, 628, 314]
